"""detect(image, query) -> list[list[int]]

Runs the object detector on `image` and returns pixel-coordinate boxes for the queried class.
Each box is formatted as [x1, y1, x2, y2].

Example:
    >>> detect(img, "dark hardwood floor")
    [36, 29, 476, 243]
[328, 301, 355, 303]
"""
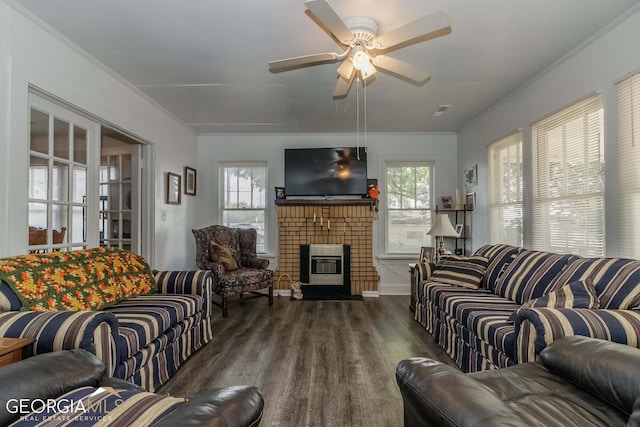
[157, 295, 457, 426]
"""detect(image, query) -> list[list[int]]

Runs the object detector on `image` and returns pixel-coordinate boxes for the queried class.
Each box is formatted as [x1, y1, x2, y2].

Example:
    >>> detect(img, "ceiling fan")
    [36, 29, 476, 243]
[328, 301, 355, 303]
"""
[268, 0, 452, 98]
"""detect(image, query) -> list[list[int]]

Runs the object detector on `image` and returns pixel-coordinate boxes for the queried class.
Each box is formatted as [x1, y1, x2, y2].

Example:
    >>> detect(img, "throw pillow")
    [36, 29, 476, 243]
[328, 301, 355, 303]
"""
[508, 279, 599, 322]
[210, 241, 238, 271]
[430, 255, 489, 289]
[493, 250, 574, 304]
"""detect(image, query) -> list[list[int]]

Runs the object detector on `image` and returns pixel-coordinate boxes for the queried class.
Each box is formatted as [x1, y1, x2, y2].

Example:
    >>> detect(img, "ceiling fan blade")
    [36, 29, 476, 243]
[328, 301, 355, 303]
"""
[374, 11, 451, 50]
[372, 56, 431, 83]
[333, 68, 355, 98]
[305, 0, 353, 45]
[268, 52, 339, 71]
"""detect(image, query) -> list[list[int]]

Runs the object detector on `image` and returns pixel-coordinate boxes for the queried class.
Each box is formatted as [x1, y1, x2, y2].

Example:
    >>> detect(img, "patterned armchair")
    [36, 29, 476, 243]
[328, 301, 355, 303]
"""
[193, 225, 273, 317]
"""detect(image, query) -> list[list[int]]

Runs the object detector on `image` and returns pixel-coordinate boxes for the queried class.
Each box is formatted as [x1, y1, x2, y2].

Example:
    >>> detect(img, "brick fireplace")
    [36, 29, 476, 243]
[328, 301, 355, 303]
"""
[274, 199, 380, 295]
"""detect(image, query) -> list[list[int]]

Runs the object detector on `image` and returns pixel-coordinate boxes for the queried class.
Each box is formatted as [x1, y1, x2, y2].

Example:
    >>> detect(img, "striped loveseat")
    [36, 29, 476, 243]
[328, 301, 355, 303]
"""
[414, 243, 640, 372]
[0, 248, 213, 391]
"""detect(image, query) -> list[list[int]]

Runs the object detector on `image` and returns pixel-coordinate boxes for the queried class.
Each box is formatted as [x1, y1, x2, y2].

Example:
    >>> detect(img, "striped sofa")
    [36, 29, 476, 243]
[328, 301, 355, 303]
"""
[0, 248, 213, 391]
[414, 243, 640, 372]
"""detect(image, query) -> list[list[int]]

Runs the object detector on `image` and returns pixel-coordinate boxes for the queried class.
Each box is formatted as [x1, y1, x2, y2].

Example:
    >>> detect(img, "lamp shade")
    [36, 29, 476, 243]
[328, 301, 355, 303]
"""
[427, 214, 459, 237]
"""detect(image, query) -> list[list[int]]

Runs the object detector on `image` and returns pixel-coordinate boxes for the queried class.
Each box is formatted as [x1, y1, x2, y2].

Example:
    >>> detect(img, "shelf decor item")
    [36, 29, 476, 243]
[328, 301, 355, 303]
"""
[466, 192, 476, 212]
[441, 196, 453, 210]
[275, 186, 286, 199]
[427, 214, 459, 263]
[167, 172, 181, 205]
[185, 166, 197, 196]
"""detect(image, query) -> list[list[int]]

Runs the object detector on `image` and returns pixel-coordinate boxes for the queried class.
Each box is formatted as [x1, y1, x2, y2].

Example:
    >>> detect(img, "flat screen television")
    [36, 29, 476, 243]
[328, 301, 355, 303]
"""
[284, 147, 368, 197]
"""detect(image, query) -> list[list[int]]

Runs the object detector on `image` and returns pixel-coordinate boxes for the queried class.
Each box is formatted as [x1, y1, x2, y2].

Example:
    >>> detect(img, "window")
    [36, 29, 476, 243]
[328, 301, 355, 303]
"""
[617, 72, 640, 258]
[221, 163, 267, 253]
[531, 95, 604, 256]
[386, 162, 433, 254]
[488, 132, 523, 246]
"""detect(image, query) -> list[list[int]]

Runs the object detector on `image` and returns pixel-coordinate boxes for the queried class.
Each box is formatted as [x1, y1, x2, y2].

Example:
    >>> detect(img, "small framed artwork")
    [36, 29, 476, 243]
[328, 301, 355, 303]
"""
[185, 166, 197, 196]
[275, 186, 286, 199]
[167, 172, 181, 205]
[466, 192, 476, 212]
[455, 224, 463, 237]
[464, 164, 478, 187]
[419, 246, 436, 264]
[441, 195, 453, 210]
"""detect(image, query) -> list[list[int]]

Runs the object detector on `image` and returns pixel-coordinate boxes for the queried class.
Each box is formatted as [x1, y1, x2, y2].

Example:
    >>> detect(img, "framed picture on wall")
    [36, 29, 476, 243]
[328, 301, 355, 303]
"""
[167, 172, 181, 205]
[464, 164, 478, 187]
[466, 192, 476, 212]
[185, 166, 197, 196]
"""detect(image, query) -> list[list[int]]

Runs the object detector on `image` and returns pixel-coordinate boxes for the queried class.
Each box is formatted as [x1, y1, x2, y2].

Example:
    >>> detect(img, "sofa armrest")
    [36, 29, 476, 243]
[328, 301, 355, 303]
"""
[0, 310, 120, 376]
[396, 358, 524, 427]
[151, 385, 264, 427]
[416, 261, 436, 284]
[155, 270, 213, 318]
[0, 349, 106, 425]
[540, 336, 640, 415]
[514, 307, 640, 364]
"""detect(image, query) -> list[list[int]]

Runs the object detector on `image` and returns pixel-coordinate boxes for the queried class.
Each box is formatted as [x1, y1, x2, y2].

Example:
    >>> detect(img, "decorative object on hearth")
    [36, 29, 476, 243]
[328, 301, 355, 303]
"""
[275, 186, 286, 199]
[268, 0, 451, 98]
[277, 273, 303, 300]
[426, 213, 459, 263]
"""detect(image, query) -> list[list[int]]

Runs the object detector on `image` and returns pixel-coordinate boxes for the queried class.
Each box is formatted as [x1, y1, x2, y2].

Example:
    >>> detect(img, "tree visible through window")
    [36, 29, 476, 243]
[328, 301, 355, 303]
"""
[386, 162, 433, 254]
[221, 164, 267, 253]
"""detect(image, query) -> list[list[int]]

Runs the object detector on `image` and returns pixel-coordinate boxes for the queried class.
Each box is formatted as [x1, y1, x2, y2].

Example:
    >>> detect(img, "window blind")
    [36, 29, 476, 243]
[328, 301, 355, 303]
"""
[617, 72, 640, 258]
[531, 95, 604, 256]
[488, 132, 523, 246]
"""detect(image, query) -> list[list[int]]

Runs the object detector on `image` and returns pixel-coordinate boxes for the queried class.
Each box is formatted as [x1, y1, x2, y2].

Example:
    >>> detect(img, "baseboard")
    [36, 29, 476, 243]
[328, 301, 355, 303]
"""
[379, 283, 411, 295]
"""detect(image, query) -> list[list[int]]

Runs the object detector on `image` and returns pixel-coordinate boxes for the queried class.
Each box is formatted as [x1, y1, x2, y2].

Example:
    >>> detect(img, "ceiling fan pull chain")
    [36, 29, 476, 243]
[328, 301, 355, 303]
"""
[364, 79, 368, 153]
[356, 76, 360, 159]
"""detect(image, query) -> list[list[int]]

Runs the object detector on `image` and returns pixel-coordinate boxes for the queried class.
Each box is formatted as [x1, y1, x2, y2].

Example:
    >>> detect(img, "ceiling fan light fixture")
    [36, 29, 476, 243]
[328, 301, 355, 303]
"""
[352, 50, 370, 71]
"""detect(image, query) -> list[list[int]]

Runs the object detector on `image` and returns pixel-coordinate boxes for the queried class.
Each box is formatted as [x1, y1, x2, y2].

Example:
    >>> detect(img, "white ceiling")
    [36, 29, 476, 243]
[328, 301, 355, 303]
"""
[13, 0, 640, 134]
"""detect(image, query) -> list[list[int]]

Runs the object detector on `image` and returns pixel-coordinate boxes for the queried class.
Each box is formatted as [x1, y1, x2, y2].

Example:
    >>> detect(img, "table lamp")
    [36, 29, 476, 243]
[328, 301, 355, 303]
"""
[426, 213, 459, 263]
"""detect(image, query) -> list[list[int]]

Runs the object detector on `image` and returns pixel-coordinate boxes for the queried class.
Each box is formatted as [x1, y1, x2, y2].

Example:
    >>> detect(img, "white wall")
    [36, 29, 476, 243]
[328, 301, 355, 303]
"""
[196, 132, 458, 294]
[0, 2, 198, 269]
[457, 7, 640, 256]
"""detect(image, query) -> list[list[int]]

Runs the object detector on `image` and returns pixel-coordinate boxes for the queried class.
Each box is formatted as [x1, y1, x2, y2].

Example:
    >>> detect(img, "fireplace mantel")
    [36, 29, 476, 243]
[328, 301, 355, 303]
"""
[275, 200, 380, 295]
[275, 198, 372, 207]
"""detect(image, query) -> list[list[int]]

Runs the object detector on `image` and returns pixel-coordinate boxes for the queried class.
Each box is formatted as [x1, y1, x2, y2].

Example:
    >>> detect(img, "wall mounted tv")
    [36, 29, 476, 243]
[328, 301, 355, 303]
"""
[284, 147, 368, 197]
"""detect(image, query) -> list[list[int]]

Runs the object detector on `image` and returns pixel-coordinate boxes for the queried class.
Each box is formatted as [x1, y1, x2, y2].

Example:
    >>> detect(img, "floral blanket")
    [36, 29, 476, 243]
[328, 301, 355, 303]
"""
[0, 248, 156, 312]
